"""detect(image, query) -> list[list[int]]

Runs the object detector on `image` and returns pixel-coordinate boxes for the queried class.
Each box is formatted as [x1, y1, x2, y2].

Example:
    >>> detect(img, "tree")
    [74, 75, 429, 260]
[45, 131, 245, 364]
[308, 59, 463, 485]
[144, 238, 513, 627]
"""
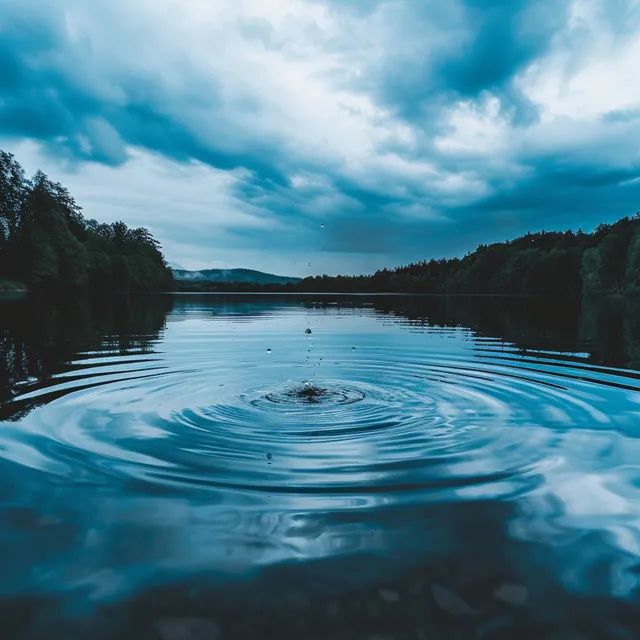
[0, 150, 29, 277]
[580, 247, 604, 294]
[0, 149, 173, 292]
[625, 228, 640, 294]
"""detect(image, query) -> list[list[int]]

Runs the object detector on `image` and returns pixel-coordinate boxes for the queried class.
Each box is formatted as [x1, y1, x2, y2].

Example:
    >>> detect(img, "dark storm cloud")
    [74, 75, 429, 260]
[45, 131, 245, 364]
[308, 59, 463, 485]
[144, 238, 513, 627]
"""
[0, 0, 564, 160]
[0, 2, 292, 187]
[1, 0, 639, 273]
[322, 0, 570, 125]
[443, 115, 640, 244]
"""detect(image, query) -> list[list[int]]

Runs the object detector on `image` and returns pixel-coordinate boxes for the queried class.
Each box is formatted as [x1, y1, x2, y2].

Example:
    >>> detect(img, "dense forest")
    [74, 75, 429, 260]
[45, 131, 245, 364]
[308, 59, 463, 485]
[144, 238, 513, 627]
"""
[3, 147, 638, 298]
[0, 150, 173, 293]
[179, 214, 640, 297]
[297, 213, 640, 296]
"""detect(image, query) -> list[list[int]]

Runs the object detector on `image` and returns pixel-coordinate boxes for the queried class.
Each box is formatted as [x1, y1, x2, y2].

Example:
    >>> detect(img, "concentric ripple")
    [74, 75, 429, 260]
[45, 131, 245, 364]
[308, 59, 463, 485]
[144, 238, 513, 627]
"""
[2, 301, 639, 514]
[2, 296, 640, 608]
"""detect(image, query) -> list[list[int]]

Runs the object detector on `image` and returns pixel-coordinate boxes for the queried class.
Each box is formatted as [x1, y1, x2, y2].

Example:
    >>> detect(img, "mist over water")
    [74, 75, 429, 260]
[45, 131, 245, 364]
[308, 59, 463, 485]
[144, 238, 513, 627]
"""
[1, 293, 640, 638]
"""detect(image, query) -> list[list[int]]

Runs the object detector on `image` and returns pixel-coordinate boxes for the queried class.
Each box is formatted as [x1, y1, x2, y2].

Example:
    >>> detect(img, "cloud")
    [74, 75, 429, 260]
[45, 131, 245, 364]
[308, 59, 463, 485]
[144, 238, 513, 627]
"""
[1, 0, 640, 274]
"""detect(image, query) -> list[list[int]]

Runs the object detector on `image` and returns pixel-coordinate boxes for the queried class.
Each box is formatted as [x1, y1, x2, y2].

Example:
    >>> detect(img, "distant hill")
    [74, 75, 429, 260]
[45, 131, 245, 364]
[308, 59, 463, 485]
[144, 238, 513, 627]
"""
[171, 268, 302, 285]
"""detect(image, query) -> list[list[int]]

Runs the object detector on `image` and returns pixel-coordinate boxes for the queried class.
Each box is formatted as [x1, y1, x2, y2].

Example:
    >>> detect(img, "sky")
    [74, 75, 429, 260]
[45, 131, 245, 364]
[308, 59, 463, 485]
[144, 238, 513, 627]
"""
[1, 0, 640, 276]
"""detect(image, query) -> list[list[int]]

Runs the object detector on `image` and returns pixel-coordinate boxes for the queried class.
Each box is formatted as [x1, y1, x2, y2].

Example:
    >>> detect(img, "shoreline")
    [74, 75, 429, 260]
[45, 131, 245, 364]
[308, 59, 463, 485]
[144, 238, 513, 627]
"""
[3, 287, 637, 299]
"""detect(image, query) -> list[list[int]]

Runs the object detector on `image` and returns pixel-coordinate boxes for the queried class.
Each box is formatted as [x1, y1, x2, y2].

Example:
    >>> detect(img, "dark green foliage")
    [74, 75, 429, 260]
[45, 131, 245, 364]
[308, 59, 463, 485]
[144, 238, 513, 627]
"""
[625, 228, 640, 294]
[0, 150, 173, 293]
[170, 213, 640, 296]
[179, 218, 635, 296]
[581, 247, 603, 294]
[180, 215, 640, 296]
[289, 216, 639, 297]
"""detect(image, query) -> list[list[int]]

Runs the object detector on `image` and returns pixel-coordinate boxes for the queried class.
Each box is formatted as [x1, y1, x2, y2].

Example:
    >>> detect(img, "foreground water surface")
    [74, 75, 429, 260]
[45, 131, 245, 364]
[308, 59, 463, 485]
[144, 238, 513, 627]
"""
[1, 293, 640, 639]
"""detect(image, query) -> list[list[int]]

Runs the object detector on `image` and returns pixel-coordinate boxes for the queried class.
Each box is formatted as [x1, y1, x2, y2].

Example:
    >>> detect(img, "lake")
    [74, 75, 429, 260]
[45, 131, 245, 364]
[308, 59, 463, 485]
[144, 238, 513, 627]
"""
[1, 293, 640, 639]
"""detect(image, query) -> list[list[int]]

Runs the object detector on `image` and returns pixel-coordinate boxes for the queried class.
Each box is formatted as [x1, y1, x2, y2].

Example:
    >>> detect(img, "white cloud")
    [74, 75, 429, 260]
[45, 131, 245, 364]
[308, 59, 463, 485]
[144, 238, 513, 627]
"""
[3, 0, 640, 274]
[524, 0, 640, 120]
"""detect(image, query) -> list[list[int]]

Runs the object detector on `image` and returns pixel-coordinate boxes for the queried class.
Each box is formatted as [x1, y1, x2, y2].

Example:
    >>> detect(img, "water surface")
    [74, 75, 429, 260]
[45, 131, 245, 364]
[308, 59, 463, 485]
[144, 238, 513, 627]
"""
[1, 293, 640, 639]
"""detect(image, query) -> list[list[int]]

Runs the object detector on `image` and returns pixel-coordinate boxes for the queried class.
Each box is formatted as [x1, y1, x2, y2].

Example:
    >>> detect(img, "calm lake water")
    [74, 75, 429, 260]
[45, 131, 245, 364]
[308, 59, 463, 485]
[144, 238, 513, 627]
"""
[1, 293, 640, 639]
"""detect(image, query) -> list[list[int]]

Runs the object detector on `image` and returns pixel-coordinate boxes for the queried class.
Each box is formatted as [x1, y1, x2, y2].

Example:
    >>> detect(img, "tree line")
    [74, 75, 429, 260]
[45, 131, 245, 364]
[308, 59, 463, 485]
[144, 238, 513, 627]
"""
[179, 214, 640, 297]
[297, 215, 640, 296]
[3, 146, 638, 297]
[0, 150, 173, 293]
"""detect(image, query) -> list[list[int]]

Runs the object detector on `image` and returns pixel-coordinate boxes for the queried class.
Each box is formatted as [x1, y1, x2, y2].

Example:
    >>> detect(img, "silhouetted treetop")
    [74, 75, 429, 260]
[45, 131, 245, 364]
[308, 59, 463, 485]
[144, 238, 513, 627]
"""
[0, 149, 173, 293]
